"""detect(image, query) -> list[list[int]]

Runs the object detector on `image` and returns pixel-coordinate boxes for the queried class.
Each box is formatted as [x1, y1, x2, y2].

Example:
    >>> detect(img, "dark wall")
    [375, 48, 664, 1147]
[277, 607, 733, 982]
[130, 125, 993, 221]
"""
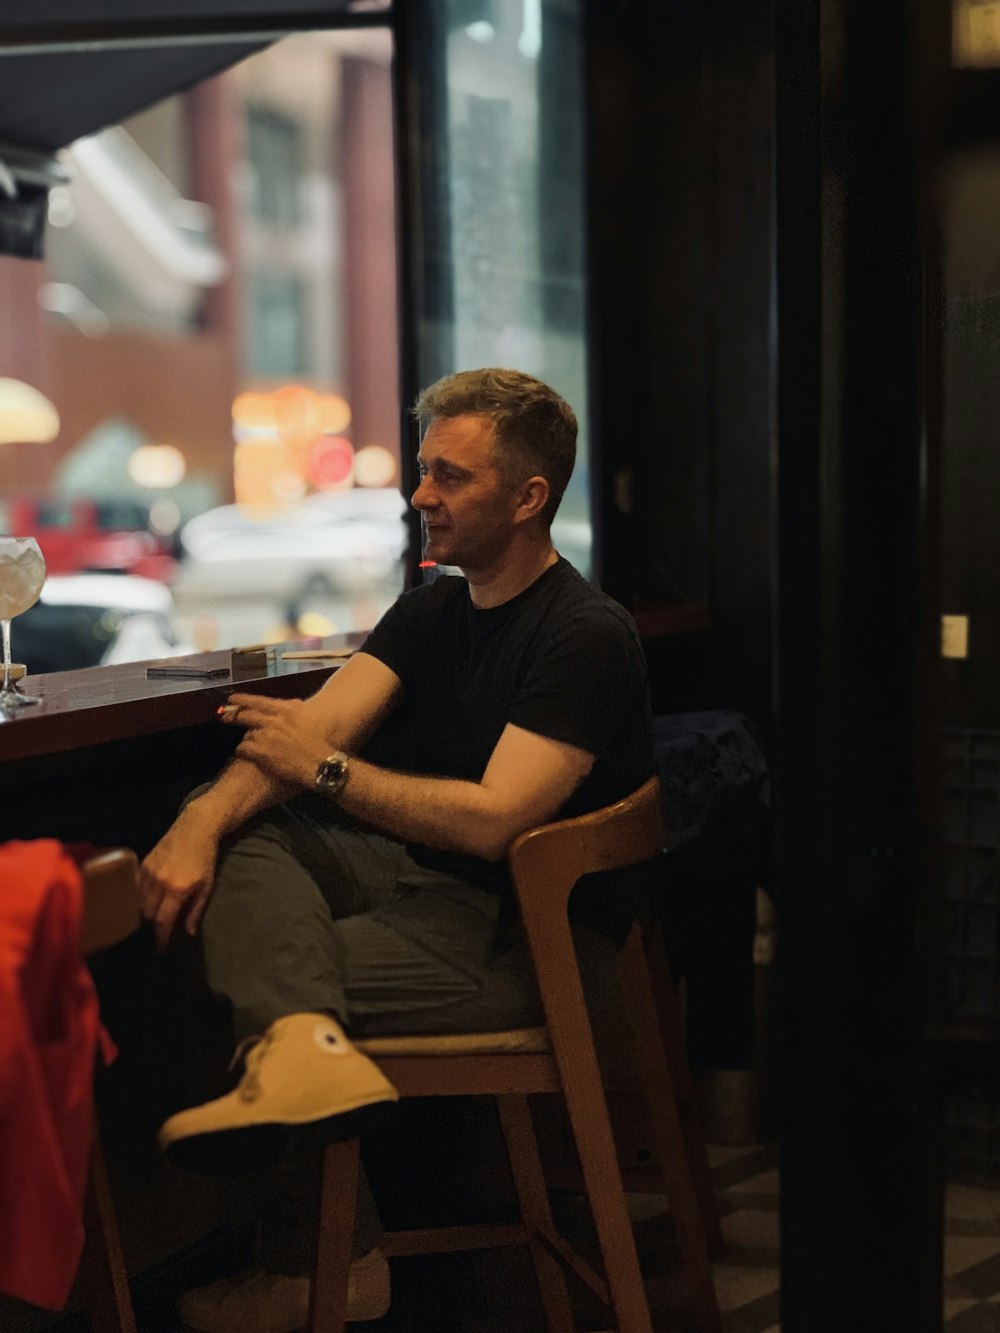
[583, 0, 774, 735]
[942, 281, 1000, 729]
[772, 0, 948, 1327]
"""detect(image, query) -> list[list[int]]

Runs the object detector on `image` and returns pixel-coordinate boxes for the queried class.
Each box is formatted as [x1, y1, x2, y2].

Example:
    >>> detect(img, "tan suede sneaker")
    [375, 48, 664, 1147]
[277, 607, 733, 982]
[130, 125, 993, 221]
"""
[177, 1248, 391, 1332]
[160, 1013, 399, 1175]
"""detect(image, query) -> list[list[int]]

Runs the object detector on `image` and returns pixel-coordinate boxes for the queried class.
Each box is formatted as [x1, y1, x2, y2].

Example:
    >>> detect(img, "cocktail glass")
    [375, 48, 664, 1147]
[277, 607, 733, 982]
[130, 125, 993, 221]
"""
[0, 536, 46, 712]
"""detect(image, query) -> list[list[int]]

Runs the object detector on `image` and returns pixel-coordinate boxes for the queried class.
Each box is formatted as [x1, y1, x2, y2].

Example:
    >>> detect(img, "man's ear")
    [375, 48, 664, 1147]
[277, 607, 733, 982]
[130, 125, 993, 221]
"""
[514, 475, 550, 524]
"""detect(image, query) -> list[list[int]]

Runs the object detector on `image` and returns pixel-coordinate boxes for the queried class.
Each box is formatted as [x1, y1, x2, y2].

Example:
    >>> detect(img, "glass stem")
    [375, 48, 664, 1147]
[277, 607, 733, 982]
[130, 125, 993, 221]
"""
[0, 619, 10, 693]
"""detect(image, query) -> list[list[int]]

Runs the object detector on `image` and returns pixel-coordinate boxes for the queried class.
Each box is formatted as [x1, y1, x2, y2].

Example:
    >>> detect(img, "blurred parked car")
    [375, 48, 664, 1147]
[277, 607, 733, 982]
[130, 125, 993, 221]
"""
[0, 494, 178, 582]
[16, 573, 191, 674]
[173, 488, 408, 603]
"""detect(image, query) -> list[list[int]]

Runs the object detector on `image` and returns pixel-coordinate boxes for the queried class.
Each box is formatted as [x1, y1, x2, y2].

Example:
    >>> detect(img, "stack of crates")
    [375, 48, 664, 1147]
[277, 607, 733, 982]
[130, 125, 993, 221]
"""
[943, 727, 1000, 1179]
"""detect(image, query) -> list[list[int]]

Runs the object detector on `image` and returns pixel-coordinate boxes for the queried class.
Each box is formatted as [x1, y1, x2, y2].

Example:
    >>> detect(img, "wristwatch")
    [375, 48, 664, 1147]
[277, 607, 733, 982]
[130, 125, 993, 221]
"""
[314, 750, 350, 797]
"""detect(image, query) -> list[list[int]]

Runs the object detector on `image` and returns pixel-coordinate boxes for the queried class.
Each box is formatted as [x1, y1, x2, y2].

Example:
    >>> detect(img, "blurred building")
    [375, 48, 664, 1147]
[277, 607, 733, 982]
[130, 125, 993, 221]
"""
[0, 29, 398, 517]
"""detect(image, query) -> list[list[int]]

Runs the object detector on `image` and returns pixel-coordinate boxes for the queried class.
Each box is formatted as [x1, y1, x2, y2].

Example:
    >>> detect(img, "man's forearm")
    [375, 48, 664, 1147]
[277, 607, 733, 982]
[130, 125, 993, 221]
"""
[333, 759, 510, 860]
[184, 754, 297, 840]
[222, 690, 590, 862]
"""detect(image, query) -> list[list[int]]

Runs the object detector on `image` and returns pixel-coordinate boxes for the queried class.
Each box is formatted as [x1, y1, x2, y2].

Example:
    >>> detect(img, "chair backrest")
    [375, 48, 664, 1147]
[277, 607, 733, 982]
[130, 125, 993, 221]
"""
[81, 848, 141, 955]
[507, 775, 663, 922]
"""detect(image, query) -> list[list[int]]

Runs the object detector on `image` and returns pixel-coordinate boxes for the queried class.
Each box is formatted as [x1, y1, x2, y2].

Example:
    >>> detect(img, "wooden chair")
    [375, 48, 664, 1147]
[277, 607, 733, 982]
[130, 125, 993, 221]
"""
[78, 847, 142, 1333]
[311, 777, 722, 1333]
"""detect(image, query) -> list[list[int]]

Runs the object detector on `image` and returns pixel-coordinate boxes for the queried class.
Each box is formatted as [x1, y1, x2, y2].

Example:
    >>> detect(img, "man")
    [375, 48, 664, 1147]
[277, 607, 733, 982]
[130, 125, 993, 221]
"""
[139, 368, 654, 1327]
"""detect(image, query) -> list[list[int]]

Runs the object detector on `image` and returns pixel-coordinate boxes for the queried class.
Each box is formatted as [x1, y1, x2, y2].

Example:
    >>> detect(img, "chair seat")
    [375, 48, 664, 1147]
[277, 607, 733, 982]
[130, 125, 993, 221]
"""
[356, 1026, 550, 1058]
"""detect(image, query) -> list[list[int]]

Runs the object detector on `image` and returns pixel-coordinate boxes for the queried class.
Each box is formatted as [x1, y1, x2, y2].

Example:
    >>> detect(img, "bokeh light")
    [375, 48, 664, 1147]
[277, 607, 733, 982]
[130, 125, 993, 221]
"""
[273, 384, 319, 443]
[0, 377, 60, 445]
[297, 611, 337, 638]
[234, 437, 299, 509]
[149, 496, 181, 535]
[128, 443, 187, 488]
[354, 444, 397, 487]
[231, 392, 277, 434]
[230, 386, 359, 505]
[306, 436, 354, 490]
[316, 393, 351, 434]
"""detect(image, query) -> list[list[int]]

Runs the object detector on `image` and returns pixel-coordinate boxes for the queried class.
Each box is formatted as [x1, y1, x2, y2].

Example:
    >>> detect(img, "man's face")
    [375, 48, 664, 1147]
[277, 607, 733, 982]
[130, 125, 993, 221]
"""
[411, 413, 521, 571]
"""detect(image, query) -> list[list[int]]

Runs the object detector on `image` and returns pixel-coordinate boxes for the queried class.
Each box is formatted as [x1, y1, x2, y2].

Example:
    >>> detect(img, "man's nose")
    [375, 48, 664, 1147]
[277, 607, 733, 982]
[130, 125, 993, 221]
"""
[411, 476, 436, 509]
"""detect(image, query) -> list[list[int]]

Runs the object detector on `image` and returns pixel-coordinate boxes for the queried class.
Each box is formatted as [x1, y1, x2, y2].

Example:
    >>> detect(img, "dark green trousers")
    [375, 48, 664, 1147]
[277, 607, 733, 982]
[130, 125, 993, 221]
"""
[192, 794, 617, 1267]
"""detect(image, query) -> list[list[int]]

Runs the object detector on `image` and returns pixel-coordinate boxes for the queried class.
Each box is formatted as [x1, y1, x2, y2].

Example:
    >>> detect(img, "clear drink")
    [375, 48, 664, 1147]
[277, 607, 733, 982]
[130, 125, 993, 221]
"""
[0, 537, 47, 712]
[0, 539, 46, 618]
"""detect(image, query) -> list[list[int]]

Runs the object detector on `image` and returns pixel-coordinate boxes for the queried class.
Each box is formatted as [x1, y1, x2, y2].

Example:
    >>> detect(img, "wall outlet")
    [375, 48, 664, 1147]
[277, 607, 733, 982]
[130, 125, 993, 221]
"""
[942, 614, 970, 659]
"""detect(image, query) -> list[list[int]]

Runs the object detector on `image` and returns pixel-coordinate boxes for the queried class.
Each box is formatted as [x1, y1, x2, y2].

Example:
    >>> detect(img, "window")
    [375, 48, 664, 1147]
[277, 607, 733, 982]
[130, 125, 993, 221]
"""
[413, 0, 591, 575]
[246, 105, 304, 228]
[0, 28, 402, 668]
[246, 273, 307, 378]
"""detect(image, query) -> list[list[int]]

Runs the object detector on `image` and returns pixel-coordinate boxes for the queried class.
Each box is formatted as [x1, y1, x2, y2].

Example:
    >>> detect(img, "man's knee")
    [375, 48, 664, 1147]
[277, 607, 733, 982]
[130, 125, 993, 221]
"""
[180, 782, 214, 812]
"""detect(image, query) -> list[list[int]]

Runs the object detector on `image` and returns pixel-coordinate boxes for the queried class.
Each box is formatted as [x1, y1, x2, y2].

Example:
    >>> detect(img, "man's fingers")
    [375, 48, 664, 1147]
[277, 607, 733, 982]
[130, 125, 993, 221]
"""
[153, 894, 183, 953]
[218, 694, 302, 726]
[236, 733, 266, 761]
[184, 884, 213, 936]
[138, 870, 162, 921]
[219, 703, 271, 728]
[146, 880, 203, 951]
[227, 693, 293, 715]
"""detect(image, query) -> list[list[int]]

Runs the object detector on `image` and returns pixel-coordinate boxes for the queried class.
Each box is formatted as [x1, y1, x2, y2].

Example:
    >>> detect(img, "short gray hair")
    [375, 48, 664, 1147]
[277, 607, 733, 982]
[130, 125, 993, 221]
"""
[413, 368, 577, 527]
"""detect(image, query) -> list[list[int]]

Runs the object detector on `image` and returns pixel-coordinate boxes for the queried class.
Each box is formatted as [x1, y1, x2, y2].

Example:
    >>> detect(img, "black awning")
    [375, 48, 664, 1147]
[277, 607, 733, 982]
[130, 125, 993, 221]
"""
[0, 0, 376, 39]
[0, 42, 266, 155]
[0, 0, 387, 154]
[0, 0, 385, 254]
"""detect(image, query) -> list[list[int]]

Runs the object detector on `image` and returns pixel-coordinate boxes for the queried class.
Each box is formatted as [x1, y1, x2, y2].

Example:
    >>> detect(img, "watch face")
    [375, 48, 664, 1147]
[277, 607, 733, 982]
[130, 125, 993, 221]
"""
[316, 754, 348, 791]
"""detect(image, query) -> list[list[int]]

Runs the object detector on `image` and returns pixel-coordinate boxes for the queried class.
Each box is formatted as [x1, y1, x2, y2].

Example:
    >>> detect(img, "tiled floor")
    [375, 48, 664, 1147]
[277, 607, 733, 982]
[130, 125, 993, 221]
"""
[629, 1142, 1000, 1333]
[632, 1142, 784, 1332]
[942, 1177, 1000, 1333]
[700, 1145, 783, 1332]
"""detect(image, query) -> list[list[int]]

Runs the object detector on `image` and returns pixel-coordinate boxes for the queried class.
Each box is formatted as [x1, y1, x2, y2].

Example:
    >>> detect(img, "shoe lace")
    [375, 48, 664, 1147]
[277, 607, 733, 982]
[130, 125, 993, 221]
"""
[228, 1026, 281, 1104]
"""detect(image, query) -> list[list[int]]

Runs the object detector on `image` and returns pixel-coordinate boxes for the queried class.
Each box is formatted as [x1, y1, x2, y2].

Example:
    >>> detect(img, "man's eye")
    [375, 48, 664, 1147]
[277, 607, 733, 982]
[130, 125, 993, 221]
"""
[416, 465, 461, 484]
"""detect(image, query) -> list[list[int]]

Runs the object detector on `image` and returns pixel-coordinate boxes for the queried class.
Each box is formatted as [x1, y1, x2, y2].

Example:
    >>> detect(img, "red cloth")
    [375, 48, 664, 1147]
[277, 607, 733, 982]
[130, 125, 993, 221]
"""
[0, 840, 111, 1310]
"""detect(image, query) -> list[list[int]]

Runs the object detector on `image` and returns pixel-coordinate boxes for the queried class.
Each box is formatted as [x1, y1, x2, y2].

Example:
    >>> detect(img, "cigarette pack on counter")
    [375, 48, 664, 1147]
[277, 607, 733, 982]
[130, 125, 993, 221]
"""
[230, 645, 272, 678]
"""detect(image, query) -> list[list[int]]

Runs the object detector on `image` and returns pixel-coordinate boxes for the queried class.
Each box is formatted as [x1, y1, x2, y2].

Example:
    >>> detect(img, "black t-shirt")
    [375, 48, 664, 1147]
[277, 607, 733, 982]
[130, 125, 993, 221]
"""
[359, 557, 655, 898]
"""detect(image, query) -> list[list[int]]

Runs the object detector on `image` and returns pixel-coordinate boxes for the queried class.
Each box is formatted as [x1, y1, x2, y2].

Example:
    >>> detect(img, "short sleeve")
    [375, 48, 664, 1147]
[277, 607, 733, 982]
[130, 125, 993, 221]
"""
[358, 589, 421, 684]
[506, 610, 645, 759]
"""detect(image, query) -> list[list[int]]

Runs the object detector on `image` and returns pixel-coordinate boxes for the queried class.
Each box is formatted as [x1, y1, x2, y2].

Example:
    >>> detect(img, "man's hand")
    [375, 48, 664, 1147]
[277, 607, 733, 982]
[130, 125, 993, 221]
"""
[221, 693, 329, 790]
[139, 805, 221, 952]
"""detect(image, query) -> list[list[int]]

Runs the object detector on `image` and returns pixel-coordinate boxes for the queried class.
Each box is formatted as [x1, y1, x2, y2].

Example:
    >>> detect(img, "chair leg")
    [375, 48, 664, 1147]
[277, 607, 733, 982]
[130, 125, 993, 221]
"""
[496, 1095, 576, 1333]
[644, 924, 724, 1257]
[310, 1137, 360, 1333]
[620, 927, 722, 1332]
[547, 1027, 654, 1333]
[80, 1135, 137, 1333]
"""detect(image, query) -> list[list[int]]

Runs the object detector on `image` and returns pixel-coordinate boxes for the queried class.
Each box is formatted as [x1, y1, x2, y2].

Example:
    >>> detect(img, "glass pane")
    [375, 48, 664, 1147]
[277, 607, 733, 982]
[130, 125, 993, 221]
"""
[416, 0, 591, 576]
[0, 28, 403, 672]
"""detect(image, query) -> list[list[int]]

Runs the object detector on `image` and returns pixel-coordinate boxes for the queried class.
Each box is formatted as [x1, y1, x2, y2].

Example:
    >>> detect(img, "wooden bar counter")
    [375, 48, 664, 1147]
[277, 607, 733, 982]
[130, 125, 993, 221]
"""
[0, 598, 713, 846]
[0, 637, 361, 849]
